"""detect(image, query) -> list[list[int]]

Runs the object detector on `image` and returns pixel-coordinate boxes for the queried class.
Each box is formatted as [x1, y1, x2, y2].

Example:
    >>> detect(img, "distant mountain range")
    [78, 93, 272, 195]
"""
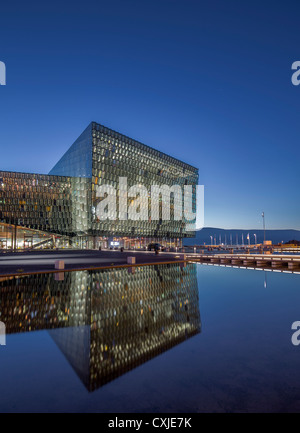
[184, 227, 300, 245]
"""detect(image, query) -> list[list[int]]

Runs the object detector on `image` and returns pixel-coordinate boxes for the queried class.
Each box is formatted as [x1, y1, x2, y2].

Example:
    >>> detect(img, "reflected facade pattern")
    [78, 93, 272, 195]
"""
[0, 263, 201, 391]
[0, 122, 198, 248]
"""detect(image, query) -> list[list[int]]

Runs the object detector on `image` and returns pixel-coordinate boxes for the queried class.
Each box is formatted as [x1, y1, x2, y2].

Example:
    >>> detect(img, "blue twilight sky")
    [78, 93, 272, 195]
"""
[0, 0, 299, 230]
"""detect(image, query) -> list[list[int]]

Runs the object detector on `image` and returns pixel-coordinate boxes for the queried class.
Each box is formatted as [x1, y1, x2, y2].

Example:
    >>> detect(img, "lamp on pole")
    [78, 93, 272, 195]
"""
[262, 212, 266, 245]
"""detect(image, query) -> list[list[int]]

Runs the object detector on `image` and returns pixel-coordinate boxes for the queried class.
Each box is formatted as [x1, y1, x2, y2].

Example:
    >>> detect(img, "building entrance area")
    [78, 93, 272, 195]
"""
[0, 223, 70, 251]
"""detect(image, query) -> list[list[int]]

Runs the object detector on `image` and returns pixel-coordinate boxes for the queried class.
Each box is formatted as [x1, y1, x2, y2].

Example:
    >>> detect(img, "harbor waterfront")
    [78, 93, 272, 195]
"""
[1, 248, 300, 277]
[186, 252, 300, 271]
[0, 262, 300, 412]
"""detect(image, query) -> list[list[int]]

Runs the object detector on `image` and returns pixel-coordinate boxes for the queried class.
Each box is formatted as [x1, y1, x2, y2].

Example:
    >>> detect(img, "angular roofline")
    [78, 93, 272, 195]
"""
[91, 121, 199, 174]
[0, 170, 74, 179]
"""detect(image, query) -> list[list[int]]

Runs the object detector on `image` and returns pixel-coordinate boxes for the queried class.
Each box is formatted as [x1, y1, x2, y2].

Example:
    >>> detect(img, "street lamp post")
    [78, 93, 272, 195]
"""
[262, 212, 266, 245]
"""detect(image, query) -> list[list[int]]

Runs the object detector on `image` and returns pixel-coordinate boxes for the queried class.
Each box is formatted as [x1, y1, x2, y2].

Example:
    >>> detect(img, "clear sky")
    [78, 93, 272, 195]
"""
[0, 0, 299, 230]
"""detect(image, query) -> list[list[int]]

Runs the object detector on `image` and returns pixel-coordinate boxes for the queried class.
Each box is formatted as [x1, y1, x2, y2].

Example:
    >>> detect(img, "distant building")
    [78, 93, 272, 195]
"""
[284, 240, 300, 246]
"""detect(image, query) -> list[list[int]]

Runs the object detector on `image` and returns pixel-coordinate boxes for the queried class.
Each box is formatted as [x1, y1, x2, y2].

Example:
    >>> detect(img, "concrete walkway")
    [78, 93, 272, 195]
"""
[0, 249, 182, 275]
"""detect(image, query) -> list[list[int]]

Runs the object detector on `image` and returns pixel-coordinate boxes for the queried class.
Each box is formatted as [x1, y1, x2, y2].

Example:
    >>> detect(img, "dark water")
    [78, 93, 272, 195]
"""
[0, 263, 300, 413]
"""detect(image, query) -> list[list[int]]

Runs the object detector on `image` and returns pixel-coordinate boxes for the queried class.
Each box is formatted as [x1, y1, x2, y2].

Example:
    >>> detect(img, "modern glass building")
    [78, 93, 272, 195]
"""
[0, 122, 198, 250]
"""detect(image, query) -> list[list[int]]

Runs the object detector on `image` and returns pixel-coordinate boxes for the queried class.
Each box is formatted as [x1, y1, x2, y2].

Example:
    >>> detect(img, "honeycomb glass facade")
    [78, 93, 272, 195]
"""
[89, 123, 198, 239]
[0, 171, 90, 248]
[0, 122, 198, 249]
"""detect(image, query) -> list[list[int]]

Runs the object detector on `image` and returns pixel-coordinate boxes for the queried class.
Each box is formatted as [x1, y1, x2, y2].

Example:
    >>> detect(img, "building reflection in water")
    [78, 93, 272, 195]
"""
[0, 263, 201, 391]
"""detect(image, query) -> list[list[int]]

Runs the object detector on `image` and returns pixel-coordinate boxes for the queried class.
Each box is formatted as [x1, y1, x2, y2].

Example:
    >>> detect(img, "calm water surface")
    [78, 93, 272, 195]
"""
[0, 263, 300, 413]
